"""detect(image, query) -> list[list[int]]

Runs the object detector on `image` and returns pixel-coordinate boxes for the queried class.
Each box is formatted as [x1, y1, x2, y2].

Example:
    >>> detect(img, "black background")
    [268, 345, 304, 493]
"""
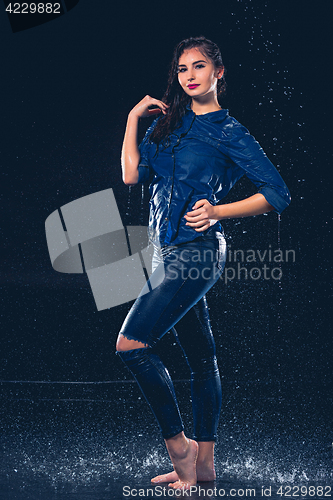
[1, 1, 332, 393]
[1, 3, 333, 495]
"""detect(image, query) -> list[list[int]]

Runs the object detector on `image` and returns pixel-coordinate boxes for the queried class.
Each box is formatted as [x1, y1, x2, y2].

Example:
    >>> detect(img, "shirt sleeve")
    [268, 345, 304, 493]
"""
[137, 118, 159, 183]
[227, 121, 291, 214]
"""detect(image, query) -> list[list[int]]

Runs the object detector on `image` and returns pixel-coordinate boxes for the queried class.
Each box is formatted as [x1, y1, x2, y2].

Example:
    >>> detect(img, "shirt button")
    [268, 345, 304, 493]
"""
[165, 217, 168, 221]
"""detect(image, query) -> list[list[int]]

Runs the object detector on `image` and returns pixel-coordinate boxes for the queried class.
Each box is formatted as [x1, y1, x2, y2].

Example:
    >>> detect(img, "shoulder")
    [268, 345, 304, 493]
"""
[220, 115, 258, 152]
[200, 110, 249, 143]
[186, 111, 242, 153]
[219, 114, 249, 139]
[205, 113, 265, 158]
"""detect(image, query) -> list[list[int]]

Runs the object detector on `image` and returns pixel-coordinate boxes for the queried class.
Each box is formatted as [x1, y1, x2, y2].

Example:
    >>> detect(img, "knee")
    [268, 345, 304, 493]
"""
[115, 335, 126, 352]
[183, 343, 216, 368]
[116, 333, 149, 352]
[188, 355, 219, 379]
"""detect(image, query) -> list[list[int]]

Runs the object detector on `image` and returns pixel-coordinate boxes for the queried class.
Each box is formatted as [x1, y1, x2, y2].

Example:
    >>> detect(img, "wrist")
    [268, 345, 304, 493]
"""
[128, 109, 140, 121]
[214, 205, 224, 220]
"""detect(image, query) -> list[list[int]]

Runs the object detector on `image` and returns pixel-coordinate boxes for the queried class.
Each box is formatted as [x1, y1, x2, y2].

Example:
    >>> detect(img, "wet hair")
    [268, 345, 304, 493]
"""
[149, 36, 227, 145]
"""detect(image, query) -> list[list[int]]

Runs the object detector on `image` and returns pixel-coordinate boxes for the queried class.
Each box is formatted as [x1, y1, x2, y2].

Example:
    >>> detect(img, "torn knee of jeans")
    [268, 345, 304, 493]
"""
[116, 332, 150, 352]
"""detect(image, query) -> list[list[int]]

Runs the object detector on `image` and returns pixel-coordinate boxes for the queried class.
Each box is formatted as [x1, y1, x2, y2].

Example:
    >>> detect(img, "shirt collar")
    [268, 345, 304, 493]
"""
[185, 104, 229, 123]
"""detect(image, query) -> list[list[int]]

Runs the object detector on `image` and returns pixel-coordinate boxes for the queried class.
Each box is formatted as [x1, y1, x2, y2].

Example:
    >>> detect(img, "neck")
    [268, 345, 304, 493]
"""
[190, 94, 221, 115]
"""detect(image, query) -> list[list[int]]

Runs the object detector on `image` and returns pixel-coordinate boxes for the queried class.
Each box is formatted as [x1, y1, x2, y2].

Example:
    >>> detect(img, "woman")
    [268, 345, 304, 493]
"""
[116, 36, 291, 490]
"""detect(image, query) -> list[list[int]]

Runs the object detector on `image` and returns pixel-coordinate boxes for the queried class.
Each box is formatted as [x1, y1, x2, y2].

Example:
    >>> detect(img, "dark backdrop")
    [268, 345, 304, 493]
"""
[0, 1, 332, 396]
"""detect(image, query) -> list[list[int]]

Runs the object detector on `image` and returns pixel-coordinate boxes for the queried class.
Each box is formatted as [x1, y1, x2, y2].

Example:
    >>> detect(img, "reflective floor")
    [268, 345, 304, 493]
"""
[0, 380, 332, 499]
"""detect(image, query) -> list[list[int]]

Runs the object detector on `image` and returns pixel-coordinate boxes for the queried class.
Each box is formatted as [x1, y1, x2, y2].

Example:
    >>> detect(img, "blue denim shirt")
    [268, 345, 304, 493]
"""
[138, 107, 291, 247]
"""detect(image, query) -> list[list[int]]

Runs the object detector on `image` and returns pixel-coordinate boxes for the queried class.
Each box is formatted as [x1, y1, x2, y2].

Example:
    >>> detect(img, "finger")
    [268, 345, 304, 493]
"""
[184, 208, 204, 218]
[185, 215, 208, 224]
[148, 108, 162, 115]
[194, 225, 210, 232]
[191, 199, 208, 210]
[148, 102, 168, 115]
[193, 222, 210, 232]
[155, 99, 169, 109]
[149, 99, 169, 111]
[185, 219, 209, 227]
[185, 212, 210, 222]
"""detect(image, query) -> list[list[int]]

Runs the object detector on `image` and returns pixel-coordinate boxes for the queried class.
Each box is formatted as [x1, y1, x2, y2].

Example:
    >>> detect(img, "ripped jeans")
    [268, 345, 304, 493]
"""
[116, 229, 227, 440]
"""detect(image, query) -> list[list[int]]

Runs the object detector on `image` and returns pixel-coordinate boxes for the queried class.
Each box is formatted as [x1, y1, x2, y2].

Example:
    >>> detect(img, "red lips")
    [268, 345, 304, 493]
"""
[187, 84, 200, 89]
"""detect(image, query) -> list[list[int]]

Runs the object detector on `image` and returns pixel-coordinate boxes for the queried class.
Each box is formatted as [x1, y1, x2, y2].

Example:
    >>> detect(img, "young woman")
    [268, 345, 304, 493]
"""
[116, 36, 291, 490]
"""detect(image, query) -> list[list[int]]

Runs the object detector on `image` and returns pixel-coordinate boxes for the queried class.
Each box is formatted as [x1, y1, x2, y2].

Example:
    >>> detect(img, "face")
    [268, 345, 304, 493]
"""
[177, 47, 224, 99]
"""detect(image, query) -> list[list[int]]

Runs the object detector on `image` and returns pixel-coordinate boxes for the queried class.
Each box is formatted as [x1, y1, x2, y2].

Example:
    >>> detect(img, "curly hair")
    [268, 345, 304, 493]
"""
[149, 36, 227, 145]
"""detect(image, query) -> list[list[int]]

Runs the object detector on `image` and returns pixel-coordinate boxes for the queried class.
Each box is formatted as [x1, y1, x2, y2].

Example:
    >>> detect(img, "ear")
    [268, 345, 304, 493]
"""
[217, 67, 225, 79]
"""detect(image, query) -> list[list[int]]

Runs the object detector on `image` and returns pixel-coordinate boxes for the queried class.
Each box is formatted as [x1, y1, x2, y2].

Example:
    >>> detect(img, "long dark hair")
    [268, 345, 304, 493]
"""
[149, 36, 227, 145]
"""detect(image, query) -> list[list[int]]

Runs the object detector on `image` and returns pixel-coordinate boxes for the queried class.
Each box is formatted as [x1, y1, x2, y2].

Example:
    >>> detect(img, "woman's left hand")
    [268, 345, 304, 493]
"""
[184, 199, 219, 232]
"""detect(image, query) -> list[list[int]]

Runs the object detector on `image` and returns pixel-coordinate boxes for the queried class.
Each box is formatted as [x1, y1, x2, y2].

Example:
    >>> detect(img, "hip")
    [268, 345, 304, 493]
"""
[152, 228, 227, 275]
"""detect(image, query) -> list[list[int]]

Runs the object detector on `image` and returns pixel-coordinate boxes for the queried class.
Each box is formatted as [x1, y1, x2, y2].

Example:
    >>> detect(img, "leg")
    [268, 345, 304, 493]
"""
[174, 297, 222, 444]
[116, 346, 185, 440]
[152, 296, 221, 483]
[164, 432, 198, 490]
[116, 347, 198, 489]
[116, 235, 226, 488]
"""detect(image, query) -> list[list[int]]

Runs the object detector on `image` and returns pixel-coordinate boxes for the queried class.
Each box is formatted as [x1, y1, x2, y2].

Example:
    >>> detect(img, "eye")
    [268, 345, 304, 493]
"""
[195, 64, 205, 69]
[177, 68, 187, 73]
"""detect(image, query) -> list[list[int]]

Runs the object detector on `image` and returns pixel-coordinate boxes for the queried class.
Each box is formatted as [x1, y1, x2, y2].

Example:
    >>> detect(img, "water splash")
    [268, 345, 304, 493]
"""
[125, 185, 132, 225]
[3, 433, 332, 490]
[140, 184, 145, 225]
[276, 213, 283, 333]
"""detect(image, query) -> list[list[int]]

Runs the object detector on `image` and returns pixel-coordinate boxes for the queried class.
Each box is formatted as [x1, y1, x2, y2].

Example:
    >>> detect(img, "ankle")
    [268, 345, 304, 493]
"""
[197, 458, 215, 471]
[165, 433, 190, 459]
[196, 442, 215, 468]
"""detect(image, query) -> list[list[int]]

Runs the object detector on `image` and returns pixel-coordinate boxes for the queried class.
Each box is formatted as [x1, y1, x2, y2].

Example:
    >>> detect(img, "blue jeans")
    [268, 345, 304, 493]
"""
[116, 229, 227, 440]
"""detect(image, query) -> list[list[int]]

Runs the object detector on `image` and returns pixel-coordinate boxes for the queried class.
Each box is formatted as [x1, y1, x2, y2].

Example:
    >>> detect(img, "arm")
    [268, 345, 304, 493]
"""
[121, 95, 168, 186]
[226, 121, 291, 214]
[185, 121, 290, 231]
[121, 112, 141, 186]
[184, 194, 274, 232]
[216, 193, 274, 219]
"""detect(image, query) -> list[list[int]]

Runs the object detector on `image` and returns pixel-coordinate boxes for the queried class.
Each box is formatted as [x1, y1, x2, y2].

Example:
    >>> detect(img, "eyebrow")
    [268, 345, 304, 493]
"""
[177, 59, 207, 68]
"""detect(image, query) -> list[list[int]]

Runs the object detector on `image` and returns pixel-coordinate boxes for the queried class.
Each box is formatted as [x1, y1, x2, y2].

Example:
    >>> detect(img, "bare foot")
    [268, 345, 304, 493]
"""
[152, 440, 216, 484]
[151, 471, 179, 484]
[151, 461, 216, 484]
[165, 437, 198, 490]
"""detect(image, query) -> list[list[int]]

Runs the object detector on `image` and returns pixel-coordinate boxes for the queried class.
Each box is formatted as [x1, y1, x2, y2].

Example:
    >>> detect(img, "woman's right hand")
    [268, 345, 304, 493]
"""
[129, 95, 169, 119]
